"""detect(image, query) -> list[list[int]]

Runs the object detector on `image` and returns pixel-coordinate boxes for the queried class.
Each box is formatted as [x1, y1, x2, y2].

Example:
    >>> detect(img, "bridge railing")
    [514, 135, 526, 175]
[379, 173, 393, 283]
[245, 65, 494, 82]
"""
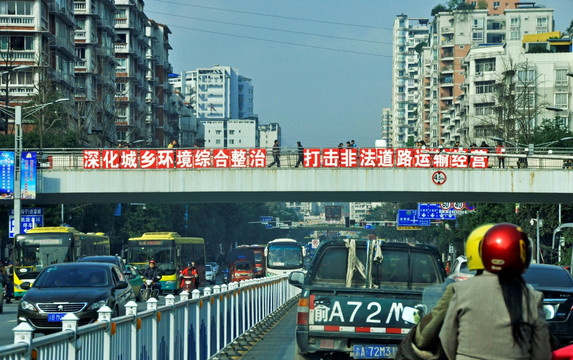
[0, 275, 299, 360]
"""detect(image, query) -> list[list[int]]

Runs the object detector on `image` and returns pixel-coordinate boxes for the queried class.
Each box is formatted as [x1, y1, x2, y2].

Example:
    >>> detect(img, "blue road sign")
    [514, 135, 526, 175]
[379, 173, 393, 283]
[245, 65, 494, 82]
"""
[260, 216, 273, 224]
[9, 208, 44, 238]
[397, 210, 431, 227]
[417, 203, 456, 220]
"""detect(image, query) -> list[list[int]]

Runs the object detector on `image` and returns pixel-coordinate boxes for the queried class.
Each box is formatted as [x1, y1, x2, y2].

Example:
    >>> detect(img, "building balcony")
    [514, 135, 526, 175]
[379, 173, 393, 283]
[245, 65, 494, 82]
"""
[0, 15, 35, 29]
[73, 1, 96, 15]
[441, 26, 454, 34]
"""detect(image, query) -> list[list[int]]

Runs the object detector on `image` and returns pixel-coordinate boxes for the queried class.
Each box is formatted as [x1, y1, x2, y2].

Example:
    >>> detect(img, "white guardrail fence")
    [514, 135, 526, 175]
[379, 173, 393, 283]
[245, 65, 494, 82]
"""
[0, 276, 299, 360]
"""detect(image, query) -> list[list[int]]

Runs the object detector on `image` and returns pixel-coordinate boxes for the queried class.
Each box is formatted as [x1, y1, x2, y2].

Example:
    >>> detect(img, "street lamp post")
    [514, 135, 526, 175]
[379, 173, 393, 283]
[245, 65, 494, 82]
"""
[530, 211, 543, 263]
[0, 98, 69, 237]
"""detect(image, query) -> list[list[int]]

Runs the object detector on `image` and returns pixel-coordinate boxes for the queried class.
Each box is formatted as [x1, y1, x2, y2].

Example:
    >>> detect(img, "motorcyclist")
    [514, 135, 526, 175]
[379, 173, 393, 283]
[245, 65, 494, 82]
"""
[142, 260, 163, 295]
[179, 261, 198, 289]
[396, 224, 494, 360]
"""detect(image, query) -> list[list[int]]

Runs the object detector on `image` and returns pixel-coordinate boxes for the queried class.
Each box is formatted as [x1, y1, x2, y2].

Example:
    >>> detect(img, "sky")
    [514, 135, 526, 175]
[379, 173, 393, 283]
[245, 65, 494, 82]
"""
[144, 0, 572, 148]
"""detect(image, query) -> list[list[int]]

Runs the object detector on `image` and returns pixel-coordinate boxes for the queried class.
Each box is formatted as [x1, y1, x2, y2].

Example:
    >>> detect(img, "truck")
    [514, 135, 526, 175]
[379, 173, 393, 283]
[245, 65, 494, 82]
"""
[227, 247, 256, 283]
[288, 239, 447, 359]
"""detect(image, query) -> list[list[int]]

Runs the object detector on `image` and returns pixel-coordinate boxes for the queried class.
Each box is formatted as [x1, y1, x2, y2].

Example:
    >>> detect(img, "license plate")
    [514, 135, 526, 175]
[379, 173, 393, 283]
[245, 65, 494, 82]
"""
[48, 313, 66, 322]
[353, 345, 397, 359]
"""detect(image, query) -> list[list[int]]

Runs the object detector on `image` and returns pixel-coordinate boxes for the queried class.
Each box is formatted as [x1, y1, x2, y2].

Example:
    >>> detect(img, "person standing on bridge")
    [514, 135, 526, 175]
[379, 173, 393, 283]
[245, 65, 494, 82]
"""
[496, 142, 505, 168]
[267, 140, 280, 168]
[295, 141, 304, 168]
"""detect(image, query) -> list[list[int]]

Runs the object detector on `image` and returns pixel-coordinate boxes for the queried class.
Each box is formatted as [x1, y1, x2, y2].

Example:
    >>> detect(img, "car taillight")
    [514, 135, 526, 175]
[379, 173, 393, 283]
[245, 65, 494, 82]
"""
[297, 297, 310, 325]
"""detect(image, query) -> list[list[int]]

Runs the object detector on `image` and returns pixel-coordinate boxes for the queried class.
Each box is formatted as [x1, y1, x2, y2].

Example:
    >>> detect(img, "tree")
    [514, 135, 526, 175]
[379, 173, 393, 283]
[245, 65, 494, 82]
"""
[431, 4, 447, 16]
[565, 18, 573, 37]
[447, 0, 475, 11]
[477, 0, 488, 9]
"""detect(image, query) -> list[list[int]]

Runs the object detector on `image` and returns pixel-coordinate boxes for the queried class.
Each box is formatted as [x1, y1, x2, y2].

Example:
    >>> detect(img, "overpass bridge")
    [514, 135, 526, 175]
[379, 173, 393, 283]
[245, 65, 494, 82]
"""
[24, 148, 573, 205]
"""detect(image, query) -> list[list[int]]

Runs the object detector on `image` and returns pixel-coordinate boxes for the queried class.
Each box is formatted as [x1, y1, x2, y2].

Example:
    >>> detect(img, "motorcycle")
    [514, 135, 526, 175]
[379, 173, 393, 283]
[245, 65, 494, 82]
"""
[222, 268, 229, 284]
[140, 277, 160, 301]
[179, 273, 197, 293]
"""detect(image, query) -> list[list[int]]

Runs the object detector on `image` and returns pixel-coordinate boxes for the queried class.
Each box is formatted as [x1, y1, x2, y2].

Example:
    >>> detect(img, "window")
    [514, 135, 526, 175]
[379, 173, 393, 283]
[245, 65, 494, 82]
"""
[472, 32, 484, 42]
[493, 1, 500, 8]
[517, 70, 535, 82]
[76, 19, 85, 30]
[1, 36, 33, 50]
[215, 139, 221, 144]
[518, 92, 535, 109]
[475, 103, 495, 115]
[215, 130, 222, 135]
[0, 1, 33, 15]
[229, 139, 234, 145]
[229, 130, 235, 135]
[475, 81, 495, 94]
[116, 58, 126, 69]
[475, 58, 495, 73]
[536, 17, 548, 28]
[510, 18, 519, 27]
[75, 48, 86, 60]
[116, 83, 126, 94]
[555, 93, 568, 107]
[510, 31, 519, 40]
[556, 69, 568, 84]
[472, 18, 483, 29]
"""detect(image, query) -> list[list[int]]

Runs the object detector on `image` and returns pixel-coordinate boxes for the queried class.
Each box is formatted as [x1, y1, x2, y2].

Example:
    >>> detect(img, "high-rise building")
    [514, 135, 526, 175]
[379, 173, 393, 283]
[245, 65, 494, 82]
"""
[74, 0, 118, 146]
[114, 0, 149, 145]
[392, 15, 430, 147]
[419, 4, 554, 147]
[380, 107, 393, 147]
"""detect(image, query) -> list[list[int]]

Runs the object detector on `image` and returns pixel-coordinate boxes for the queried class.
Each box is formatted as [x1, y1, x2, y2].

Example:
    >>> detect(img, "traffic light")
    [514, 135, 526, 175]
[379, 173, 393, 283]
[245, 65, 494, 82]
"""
[345, 216, 350, 227]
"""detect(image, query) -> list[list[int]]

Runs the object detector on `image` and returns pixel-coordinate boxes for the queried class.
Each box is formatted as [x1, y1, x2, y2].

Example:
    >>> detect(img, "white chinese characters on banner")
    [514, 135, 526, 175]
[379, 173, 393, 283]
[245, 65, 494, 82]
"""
[82, 148, 489, 169]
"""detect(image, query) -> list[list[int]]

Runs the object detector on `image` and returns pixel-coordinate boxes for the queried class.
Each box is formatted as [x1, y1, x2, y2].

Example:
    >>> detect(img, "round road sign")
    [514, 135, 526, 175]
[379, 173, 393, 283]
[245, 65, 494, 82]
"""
[432, 171, 447, 185]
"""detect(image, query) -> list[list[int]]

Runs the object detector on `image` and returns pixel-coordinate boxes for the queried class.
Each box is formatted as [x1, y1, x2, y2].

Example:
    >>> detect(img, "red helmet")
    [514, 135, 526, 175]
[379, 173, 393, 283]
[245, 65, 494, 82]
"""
[480, 223, 531, 274]
[149, 260, 156, 264]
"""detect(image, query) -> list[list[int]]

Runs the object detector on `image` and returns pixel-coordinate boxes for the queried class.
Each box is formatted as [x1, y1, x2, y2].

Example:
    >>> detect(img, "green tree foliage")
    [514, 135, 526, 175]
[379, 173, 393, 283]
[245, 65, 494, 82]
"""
[431, 4, 447, 16]
[565, 18, 573, 37]
[447, 0, 475, 11]
[477, 0, 488, 9]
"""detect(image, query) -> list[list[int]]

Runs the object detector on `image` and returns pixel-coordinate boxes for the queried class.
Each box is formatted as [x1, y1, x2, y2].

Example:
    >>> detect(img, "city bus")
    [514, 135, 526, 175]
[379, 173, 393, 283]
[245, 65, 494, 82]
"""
[126, 232, 206, 293]
[265, 238, 306, 277]
[13, 226, 110, 298]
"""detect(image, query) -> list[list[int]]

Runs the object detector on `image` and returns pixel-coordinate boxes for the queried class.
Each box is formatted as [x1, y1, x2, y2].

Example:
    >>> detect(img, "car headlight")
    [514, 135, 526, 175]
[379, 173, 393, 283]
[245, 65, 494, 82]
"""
[20, 300, 37, 312]
[88, 300, 108, 311]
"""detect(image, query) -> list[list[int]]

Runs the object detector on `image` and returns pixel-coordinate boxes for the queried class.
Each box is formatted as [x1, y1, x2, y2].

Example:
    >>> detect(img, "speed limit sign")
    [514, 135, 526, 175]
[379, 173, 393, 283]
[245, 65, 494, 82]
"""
[432, 171, 447, 185]
[453, 203, 465, 210]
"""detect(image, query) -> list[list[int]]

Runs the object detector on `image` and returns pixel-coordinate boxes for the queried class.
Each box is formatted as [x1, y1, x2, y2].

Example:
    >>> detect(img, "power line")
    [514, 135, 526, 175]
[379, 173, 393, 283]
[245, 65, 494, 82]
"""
[163, 24, 392, 57]
[147, 10, 393, 45]
[147, 0, 393, 31]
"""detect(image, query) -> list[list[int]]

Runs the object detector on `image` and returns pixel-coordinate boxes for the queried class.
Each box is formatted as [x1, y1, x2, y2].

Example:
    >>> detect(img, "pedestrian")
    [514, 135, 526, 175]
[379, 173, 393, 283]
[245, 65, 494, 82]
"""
[453, 140, 460, 149]
[351, 140, 356, 148]
[346, 141, 352, 148]
[496, 142, 505, 168]
[168, 140, 174, 149]
[4, 259, 13, 303]
[295, 141, 304, 168]
[172, 139, 179, 148]
[439, 223, 552, 360]
[396, 224, 494, 360]
[267, 140, 280, 167]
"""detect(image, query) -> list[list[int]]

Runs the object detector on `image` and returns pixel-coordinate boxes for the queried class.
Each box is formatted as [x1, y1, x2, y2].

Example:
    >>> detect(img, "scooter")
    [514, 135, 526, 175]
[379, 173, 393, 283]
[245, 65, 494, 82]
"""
[180, 274, 197, 293]
[140, 278, 160, 301]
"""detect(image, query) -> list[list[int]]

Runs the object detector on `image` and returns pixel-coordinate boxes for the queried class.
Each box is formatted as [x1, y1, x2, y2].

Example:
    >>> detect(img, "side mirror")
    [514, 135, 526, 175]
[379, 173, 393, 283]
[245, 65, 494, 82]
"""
[123, 269, 133, 279]
[288, 271, 305, 288]
[20, 282, 31, 290]
[115, 281, 129, 290]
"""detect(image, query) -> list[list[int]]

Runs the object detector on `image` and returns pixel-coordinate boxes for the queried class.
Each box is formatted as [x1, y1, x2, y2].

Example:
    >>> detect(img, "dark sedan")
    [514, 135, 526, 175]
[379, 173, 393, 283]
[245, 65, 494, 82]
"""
[523, 264, 573, 346]
[17, 262, 135, 333]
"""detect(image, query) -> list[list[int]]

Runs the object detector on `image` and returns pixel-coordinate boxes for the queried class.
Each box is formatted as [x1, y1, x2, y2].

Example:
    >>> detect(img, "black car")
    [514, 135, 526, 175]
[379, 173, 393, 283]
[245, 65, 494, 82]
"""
[78, 255, 143, 297]
[17, 262, 135, 333]
[522, 264, 573, 346]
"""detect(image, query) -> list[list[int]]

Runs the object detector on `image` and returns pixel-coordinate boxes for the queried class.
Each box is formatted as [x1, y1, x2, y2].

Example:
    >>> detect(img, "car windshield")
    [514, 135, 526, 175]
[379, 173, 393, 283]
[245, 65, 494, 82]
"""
[523, 267, 573, 287]
[236, 262, 252, 271]
[35, 266, 109, 288]
[205, 265, 212, 271]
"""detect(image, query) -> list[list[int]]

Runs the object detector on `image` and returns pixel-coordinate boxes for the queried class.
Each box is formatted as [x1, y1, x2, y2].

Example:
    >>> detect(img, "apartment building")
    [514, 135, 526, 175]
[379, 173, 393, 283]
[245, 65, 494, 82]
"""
[380, 107, 392, 147]
[1, 0, 76, 132]
[419, 4, 554, 147]
[460, 33, 573, 145]
[258, 122, 281, 149]
[391, 15, 430, 147]
[114, 0, 148, 146]
[73, 0, 117, 146]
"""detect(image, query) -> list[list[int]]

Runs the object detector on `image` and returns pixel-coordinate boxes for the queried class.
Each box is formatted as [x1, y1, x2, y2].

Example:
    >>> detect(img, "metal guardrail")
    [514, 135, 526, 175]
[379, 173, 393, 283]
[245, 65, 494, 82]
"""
[21, 147, 573, 170]
[0, 276, 298, 360]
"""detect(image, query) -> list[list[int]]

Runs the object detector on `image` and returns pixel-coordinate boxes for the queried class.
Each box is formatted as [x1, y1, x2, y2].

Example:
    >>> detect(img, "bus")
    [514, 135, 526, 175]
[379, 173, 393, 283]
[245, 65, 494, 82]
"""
[126, 232, 206, 293]
[238, 244, 266, 278]
[265, 238, 306, 277]
[13, 226, 110, 298]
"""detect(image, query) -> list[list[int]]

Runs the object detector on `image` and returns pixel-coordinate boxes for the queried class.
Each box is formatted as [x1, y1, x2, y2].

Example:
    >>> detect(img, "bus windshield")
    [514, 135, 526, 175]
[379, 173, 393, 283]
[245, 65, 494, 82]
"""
[127, 244, 176, 275]
[267, 243, 303, 270]
[14, 235, 73, 279]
